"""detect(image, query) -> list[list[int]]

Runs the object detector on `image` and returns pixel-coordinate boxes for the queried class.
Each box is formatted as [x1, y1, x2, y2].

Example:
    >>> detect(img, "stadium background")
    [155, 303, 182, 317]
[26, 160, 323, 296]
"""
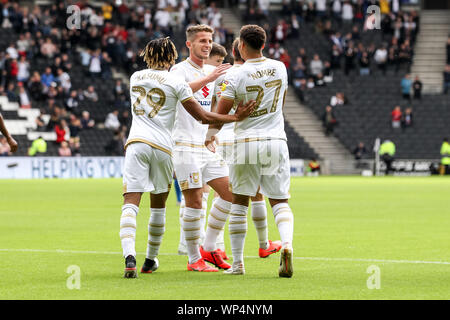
[0, 0, 448, 177]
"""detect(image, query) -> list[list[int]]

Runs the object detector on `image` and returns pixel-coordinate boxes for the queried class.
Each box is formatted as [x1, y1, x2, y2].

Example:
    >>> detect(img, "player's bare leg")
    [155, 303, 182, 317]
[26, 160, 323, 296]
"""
[269, 198, 294, 278]
[120, 192, 142, 278]
[200, 177, 232, 269]
[183, 187, 218, 272]
[251, 192, 282, 258]
[224, 193, 250, 275]
[141, 192, 169, 274]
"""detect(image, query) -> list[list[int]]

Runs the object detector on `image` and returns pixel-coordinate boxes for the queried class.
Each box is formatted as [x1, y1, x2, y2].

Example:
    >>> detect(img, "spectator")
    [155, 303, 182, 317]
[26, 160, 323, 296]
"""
[68, 114, 82, 145]
[374, 45, 388, 75]
[114, 79, 127, 100]
[341, 1, 353, 24]
[0, 136, 11, 156]
[28, 136, 47, 156]
[292, 57, 307, 87]
[104, 110, 121, 130]
[447, 36, 450, 65]
[28, 72, 44, 101]
[322, 105, 337, 136]
[279, 49, 291, 69]
[55, 119, 68, 144]
[40, 38, 58, 58]
[41, 67, 54, 88]
[401, 74, 412, 101]
[35, 110, 47, 132]
[401, 107, 413, 129]
[6, 43, 18, 59]
[391, 106, 402, 129]
[119, 110, 131, 129]
[58, 140, 72, 157]
[412, 75, 422, 99]
[343, 42, 355, 76]
[306, 77, 315, 89]
[359, 51, 370, 76]
[353, 142, 367, 160]
[444, 64, 450, 94]
[332, 0, 342, 24]
[89, 49, 102, 78]
[6, 83, 18, 102]
[104, 129, 125, 156]
[81, 111, 95, 129]
[18, 84, 31, 108]
[330, 92, 346, 107]
[310, 54, 324, 78]
[83, 85, 98, 102]
[56, 68, 71, 93]
[17, 56, 30, 82]
[65, 90, 80, 110]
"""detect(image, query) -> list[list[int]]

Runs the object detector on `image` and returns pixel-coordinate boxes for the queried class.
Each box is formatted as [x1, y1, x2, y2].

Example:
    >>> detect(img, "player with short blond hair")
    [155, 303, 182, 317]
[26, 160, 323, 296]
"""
[171, 24, 242, 272]
[120, 37, 255, 278]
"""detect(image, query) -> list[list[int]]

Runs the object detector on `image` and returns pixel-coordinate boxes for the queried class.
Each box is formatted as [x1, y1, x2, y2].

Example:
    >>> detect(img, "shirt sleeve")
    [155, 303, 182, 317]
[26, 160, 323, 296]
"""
[175, 80, 194, 103]
[220, 71, 237, 101]
[169, 64, 186, 80]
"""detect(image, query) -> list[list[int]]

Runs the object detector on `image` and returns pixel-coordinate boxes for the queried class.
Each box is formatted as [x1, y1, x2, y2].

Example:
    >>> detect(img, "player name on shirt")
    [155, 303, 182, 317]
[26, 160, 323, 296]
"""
[249, 68, 277, 80]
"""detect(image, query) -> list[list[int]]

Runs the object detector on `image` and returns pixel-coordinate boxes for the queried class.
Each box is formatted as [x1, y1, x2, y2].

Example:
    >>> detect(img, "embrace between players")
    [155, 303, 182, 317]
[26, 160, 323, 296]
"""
[119, 24, 294, 279]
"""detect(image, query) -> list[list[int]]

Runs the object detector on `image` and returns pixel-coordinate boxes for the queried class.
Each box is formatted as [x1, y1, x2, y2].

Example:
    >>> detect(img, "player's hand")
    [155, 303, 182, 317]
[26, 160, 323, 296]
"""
[7, 136, 18, 153]
[235, 99, 256, 121]
[208, 64, 232, 82]
[205, 135, 217, 153]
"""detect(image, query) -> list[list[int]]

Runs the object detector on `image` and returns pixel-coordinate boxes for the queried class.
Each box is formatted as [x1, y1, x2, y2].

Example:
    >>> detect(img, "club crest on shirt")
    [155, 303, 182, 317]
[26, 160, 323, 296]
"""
[190, 172, 200, 184]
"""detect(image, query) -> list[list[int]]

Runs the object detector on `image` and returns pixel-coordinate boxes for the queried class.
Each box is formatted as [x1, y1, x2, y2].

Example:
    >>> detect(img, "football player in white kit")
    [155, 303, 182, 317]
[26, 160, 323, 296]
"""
[206, 25, 294, 277]
[120, 37, 255, 278]
[170, 25, 238, 272]
[176, 42, 229, 259]
[210, 39, 282, 259]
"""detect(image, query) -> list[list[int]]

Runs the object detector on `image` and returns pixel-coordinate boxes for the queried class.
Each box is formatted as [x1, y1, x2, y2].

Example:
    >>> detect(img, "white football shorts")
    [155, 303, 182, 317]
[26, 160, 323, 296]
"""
[123, 142, 173, 194]
[173, 147, 229, 191]
[229, 139, 290, 199]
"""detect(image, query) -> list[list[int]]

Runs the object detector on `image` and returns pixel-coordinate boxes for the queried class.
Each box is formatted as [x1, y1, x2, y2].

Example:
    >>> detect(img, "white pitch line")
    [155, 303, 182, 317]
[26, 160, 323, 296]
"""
[1, 248, 449, 265]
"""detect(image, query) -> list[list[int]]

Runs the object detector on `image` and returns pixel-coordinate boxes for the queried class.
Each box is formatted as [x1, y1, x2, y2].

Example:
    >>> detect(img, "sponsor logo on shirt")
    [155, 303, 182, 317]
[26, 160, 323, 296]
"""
[201, 86, 210, 98]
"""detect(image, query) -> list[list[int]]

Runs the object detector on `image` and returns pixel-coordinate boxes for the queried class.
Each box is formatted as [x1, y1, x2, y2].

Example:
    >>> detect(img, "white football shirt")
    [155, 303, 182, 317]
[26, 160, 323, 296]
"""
[213, 64, 242, 144]
[220, 57, 288, 141]
[126, 68, 194, 155]
[170, 58, 215, 149]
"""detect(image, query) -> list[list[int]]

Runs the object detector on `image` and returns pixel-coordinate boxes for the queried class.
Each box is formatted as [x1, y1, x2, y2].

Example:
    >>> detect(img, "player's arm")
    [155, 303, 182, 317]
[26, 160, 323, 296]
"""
[181, 97, 254, 125]
[188, 64, 231, 93]
[204, 96, 236, 152]
[210, 95, 217, 113]
[0, 113, 18, 153]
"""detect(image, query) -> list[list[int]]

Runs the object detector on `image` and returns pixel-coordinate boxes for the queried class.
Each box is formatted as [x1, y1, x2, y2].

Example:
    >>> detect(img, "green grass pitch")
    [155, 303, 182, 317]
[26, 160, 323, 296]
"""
[0, 176, 449, 300]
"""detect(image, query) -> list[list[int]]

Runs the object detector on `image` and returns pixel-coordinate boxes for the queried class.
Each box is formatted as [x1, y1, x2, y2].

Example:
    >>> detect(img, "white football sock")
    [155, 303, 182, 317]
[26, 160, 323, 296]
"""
[183, 207, 203, 264]
[229, 204, 248, 265]
[203, 197, 231, 251]
[119, 203, 139, 258]
[251, 200, 269, 249]
[146, 208, 165, 260]
[199, 192, 209, 245]
[272, 203, 294, 248]
[178, 199, 186, 247]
